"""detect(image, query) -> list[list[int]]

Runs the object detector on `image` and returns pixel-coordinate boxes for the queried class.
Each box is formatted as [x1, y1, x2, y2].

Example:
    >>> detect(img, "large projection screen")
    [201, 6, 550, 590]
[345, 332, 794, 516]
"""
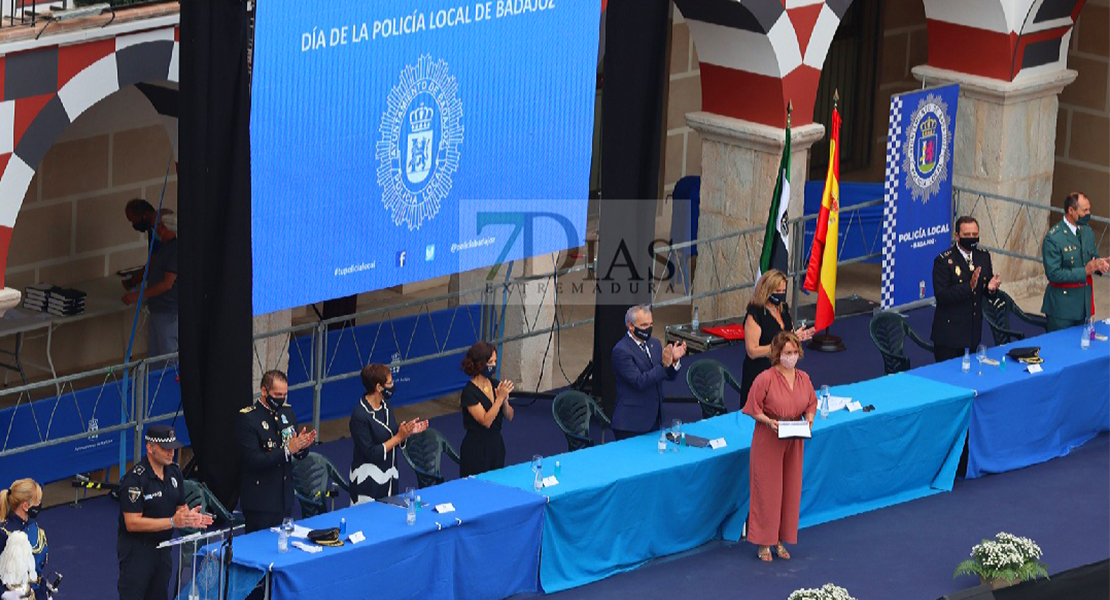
[250, 0, 599, 314]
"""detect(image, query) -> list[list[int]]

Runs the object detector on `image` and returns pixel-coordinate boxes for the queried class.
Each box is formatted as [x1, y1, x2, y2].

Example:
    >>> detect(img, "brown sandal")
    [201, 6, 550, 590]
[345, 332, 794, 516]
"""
[775, 543, 791, 560]
[757, 546, 773, 562]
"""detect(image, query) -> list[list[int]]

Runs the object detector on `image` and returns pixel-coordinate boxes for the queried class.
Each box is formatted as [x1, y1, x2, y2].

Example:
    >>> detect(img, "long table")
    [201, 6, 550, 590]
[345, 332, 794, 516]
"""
[205, 478, 544, 600]
[910, 321, 1110, 478]
[479, 372, 974, 592]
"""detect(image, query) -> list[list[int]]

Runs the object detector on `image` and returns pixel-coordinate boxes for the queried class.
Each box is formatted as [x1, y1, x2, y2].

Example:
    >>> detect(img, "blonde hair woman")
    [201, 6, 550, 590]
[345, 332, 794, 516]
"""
[740, 270, 814, 409]
[0, 480, 45, 598]
[742, 331, 817, 562]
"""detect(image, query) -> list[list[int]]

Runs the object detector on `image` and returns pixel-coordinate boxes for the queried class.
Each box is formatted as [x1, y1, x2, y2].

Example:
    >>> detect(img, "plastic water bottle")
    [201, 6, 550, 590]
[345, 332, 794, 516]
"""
[692, 306, 700, 331]
[339, 517, 346, 537]
[1081, 326, 1090, 350]
[819, 385, 830, 420]
[278, 520, 291, 553]
[406, 497, 416, 525]
[1090, 318, 1097, 341]
[554, 461, 562, 479]
[658, 430, 667, 454]
[961, 349, 971, 373]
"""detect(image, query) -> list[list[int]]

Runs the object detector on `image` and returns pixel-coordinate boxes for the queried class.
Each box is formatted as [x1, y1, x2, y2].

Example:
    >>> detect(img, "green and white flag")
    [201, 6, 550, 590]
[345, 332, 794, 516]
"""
[759, 116, 791, 276]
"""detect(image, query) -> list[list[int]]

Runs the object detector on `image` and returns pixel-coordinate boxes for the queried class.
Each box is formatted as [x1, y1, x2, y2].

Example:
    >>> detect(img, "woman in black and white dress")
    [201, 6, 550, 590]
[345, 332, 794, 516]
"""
[349, 363, 427, 504]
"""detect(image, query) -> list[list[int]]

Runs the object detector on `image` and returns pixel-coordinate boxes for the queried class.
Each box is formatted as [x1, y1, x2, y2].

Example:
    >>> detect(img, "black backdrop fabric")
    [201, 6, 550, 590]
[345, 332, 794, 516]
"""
[593, 0, 671, 416]
[178, 0, 254, 507]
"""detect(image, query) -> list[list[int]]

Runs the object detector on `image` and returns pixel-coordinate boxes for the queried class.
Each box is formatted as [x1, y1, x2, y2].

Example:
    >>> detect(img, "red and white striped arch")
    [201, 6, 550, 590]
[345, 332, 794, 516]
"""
[924, 0, 1087, 81]
[674, 0, 854, 128]
[0, 25, 179, 288]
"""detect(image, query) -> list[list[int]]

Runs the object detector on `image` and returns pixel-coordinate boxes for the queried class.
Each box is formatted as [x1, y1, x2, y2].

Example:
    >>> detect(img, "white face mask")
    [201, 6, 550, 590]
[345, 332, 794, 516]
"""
[780, 354, 799, 369]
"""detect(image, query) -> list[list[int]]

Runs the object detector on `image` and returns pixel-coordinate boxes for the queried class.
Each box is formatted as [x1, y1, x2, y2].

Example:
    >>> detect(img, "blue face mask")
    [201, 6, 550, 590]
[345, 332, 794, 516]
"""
[481, 365, 496, 379]
[633, 326, 652, 341]
[381, 385, 395, 400]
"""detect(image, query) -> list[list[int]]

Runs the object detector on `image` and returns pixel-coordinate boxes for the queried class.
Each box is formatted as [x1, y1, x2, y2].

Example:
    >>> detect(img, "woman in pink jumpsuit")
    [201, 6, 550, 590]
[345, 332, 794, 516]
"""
[741, 331, 817, 562]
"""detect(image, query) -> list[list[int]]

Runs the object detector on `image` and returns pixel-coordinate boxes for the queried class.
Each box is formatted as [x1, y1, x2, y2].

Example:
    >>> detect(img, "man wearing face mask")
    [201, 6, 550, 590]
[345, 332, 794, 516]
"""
[236, 370, 317, 532]
[611, 304, 686, 440]
[1041, 192, 1109, 331]
[931, 216, 1000, 362]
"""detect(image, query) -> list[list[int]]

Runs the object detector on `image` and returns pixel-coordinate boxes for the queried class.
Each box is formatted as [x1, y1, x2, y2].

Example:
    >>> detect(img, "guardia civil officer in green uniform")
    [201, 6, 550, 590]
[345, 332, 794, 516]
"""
[1041, 192, 1110, 331]
[236, 370, 316, 533]
[118, 425, 213, 600]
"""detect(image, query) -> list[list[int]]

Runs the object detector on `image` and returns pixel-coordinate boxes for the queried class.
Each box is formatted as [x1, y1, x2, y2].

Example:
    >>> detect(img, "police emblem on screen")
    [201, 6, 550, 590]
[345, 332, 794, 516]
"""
[377, 55, 465, 230]
[902, 93, 951, 204]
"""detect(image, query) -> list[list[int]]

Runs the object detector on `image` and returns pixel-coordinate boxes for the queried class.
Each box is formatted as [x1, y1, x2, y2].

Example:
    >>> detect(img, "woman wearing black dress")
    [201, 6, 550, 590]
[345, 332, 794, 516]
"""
[740, 270, 815, 409]
[349, 363, 427, 504]
[459, 341, 515, 477]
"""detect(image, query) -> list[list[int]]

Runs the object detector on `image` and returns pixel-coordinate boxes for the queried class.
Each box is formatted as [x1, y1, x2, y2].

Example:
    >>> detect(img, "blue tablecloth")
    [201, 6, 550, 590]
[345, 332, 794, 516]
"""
[910, 321, 1110, 478]
[212, 478, 544, 600]
[479, 372, 972, 592]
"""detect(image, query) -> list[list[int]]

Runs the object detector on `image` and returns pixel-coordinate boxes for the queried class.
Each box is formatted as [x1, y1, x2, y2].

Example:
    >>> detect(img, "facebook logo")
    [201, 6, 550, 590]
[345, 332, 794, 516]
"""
[396, 251, 407, 267]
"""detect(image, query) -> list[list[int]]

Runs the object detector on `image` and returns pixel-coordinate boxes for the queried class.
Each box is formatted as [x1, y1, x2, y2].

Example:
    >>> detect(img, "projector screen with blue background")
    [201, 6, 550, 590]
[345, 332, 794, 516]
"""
[250, 0, 599, 315]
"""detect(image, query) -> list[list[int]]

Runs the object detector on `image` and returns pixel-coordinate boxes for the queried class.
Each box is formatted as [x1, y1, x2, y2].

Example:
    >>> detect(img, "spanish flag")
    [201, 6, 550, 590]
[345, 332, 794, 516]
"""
[802, 105, 841, 332]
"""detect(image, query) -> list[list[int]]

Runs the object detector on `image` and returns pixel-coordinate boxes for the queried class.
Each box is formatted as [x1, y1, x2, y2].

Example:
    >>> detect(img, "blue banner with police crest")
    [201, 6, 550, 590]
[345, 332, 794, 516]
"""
[881, 84, 960, 309]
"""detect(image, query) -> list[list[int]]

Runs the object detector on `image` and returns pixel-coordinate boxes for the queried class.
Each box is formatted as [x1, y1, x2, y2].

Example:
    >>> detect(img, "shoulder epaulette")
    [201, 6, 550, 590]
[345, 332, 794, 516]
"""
[240, 405, 255, 413]
[940, 248, 952, 257]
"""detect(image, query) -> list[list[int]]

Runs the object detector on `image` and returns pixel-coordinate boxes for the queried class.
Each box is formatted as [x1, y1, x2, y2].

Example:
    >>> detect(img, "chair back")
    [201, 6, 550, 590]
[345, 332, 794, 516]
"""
[292, 452, 349, 518]
[983, 293, 1021, 345]
[685, 359, 732, 419]
[401, 428, 461, 489]
[552, 390, 610, 452]
[869, 311, 912, 374]
[182, 479, 241, 529]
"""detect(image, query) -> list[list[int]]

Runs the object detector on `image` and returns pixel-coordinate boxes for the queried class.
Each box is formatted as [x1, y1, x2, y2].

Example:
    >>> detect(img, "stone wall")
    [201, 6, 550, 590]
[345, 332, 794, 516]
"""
[3, 86, 177, 379]
[663, 7, 702, 195]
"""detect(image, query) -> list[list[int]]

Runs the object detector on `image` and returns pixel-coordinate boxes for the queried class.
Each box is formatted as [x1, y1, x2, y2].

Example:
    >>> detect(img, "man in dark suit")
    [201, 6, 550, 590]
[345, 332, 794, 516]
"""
[235, 370, 316, 532]
[931, 216, 1001, 362]
[611, 304, 687, 440]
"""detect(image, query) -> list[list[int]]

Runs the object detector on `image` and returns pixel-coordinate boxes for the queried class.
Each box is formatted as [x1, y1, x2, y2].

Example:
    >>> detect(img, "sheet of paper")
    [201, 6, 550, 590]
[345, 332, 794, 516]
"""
[541, 475, 559, 488]
[846, 400, 863, 412]
[708, 438, 727, 449]
[270, 524, 311, 539]
[982, 358, 1000, 366]
[434, 503, 456, 514]
[348, 531, 365, 544]
[291, 541, 321, 553]
[778, 420, 811, 439]
[1027, 364, 1043, 374]
[826, 396, 851, 412]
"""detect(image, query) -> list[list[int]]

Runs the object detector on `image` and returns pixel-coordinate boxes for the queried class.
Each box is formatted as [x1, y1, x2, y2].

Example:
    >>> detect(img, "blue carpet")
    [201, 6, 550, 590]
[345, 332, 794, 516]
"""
[37, 305, 1054, 596]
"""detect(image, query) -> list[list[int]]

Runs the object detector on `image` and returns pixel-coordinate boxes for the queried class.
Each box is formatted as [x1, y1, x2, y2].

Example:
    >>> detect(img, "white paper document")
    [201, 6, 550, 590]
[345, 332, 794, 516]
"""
[270, 524, 311, 539]
[778, 420, 811, 439]
[826, 396, 851, 412]
[348, 531, 366, 544]
[541, 476, 559, 488]
[1026, 364, 1043, 374]
[708, 438, 727, 449]
[434, 503, 456, 513]
[291, 541, 322, 554]
[845, 401, 863, 412]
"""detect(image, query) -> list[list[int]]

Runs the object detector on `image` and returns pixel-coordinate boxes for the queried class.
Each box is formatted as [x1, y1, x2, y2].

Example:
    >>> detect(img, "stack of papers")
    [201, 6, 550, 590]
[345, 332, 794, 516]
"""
[23, 284, 86, 316]
[778, 421, 811, 439]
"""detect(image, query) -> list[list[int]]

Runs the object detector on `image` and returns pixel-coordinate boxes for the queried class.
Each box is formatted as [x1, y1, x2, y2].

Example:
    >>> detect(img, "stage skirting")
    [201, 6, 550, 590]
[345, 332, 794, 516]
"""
[204, 478, 544, 600]
[910, 321, 1110, 478]
[479, 372, 972, 592]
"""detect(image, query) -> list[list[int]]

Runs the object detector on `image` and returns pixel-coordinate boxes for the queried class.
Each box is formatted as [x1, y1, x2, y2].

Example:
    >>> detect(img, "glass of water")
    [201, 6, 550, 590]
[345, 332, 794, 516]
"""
[976, 344, 988, 376]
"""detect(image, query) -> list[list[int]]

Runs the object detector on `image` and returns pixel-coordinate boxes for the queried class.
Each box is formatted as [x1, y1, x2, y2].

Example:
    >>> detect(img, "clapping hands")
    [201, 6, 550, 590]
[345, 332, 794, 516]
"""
[174, 505, 214, 529]
[495, 379, 515, 401]
[288, 427, 317, 453]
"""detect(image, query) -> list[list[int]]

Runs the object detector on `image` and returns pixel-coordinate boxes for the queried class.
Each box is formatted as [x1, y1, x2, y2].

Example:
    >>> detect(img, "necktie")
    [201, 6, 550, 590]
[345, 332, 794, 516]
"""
[640, 342, 650, 360]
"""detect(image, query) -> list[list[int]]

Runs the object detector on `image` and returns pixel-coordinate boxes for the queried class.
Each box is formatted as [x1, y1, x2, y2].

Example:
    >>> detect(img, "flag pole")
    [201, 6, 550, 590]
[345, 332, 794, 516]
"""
[809, 89, 846, 353]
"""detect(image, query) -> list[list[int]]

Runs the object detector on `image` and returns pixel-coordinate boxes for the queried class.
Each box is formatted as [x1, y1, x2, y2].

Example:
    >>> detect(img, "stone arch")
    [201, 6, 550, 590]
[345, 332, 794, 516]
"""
[922, 0, 1087, 81]
[0, 25, 179, 288]
[673, 0, 856, 127]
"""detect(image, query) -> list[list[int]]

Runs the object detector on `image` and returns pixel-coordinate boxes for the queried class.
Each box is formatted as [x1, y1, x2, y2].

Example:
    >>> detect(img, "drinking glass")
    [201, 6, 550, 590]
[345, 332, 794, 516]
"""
[976, 344, 987, 376]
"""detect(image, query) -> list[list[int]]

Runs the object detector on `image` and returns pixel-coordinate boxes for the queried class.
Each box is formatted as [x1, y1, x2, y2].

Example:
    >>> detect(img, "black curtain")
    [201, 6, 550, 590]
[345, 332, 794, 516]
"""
[593, 0, 671, 416]
[178, 0, 254, 507]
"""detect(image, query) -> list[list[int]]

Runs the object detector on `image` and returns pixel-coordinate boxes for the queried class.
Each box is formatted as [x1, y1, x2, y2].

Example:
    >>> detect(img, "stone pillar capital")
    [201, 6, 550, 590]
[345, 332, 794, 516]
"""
[686, 111, 825, 154]
[911, 64, 1078, 106]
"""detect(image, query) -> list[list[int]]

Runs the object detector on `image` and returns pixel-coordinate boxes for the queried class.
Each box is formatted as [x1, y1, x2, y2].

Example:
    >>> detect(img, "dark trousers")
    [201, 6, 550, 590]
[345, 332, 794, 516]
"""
[243, 509, 286, 534]
[118, 539, 171, 600]
[933, 345, 968, 363]
[1046, 315, 1085, 332]
[612, 414, 662, 440]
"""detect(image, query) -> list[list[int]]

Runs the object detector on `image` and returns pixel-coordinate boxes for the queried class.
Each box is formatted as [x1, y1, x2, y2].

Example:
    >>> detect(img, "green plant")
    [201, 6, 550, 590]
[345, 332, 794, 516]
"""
[787, 583, 857, 600]
[954, 532, 1049, 583]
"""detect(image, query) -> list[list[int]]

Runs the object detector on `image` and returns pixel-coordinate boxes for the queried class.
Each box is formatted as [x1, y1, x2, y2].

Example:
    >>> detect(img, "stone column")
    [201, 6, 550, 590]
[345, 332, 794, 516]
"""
[252, 309, 292, 389]
[496, 253, 557, 392]
[685, 112, 825, 321]
[912, 65, 1078, 298]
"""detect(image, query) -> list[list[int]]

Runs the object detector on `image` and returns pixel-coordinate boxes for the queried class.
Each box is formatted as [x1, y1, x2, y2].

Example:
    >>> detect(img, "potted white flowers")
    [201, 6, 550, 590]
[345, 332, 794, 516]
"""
[954, 532, 1049, 589]
[787, 583, 857, 600]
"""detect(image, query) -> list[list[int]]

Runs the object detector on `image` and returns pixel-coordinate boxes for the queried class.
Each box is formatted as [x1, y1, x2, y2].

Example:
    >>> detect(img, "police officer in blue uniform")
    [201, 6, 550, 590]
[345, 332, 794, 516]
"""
[931, 216, 1000, 361]
[117, 425, 213, 600]
[236, 370, 316, 533]
[0, 479, 47, 597]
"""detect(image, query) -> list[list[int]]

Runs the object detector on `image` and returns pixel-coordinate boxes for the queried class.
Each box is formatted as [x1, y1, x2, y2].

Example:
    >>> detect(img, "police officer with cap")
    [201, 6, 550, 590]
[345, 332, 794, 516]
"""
[118, 425, 213, 600]
[931, 216, 1001, 361]
[236, 370, 316, 533]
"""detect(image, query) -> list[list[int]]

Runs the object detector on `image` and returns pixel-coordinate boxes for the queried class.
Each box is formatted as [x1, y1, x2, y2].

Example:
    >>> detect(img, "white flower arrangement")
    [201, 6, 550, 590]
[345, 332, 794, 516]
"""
[954, 532, 1049, 583]
[787, 583, 857, 600]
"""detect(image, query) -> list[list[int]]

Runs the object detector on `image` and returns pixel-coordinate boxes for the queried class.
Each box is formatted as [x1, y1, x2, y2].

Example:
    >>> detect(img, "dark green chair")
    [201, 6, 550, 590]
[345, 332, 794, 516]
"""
[181, 479, 242, 531]
[685, 359, 740, 419]
[400, 428, 461, 489]
[983, 289, 1048, 345]
[552, 390, 612, 452]
[292, 452, 352, 518]
[869, 311, 934, 374]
